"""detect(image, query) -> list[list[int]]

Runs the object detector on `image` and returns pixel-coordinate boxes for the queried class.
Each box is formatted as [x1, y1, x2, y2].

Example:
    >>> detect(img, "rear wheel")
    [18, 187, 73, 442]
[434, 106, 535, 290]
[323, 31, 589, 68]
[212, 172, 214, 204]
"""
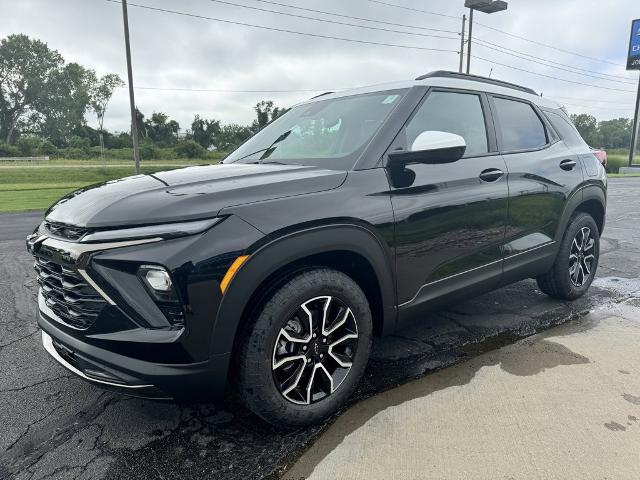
[536, 212, 599, 300]
[237, 268, 372, 426]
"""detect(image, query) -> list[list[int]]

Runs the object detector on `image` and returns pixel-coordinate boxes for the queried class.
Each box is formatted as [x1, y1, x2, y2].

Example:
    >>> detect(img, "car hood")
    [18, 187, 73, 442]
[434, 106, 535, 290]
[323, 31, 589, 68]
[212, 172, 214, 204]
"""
[45, 163, 347, 228]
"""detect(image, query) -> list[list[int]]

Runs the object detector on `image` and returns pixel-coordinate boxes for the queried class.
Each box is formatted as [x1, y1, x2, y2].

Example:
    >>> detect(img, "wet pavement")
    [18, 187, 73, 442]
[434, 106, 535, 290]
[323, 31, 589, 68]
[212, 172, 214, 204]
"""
[0, 178, 639, 480]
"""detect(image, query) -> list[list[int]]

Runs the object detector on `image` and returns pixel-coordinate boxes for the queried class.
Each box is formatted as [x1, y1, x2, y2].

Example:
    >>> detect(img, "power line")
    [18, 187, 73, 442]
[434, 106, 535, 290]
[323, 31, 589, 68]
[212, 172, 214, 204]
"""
[554, 101, 633, 113]
[365, 0, 459, 20]
[472, 55, 636, 94]
[240, 0, 459, 34]
[102, 0, 458, 53]
[474, 38, 636, 82]
[205, 0, 459, 41]
[134, 86, 333, 93]
[473, 40, 638, 86]
[367, 0, 625, 68]
[550, 95, 634, 106]
[473, 20, 624, 68]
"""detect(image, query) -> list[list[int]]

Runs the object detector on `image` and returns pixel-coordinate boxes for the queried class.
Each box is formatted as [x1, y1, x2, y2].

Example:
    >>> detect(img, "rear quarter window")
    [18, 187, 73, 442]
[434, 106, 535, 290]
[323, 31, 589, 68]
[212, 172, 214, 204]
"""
[544, 110, 587, 149]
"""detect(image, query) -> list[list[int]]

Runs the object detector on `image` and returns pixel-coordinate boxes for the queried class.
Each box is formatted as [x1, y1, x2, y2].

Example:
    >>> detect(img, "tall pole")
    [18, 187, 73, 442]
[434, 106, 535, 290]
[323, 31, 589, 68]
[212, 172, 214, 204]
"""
[459, 14, 466, 73]
[629, 73, 640, 167]
[122, 0, 140, 175]
[466, 8, 474, 74]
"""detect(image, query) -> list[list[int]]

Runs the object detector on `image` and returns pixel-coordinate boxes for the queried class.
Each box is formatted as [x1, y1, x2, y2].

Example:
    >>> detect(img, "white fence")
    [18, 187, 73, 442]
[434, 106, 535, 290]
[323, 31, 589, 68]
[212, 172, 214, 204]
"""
[0, 156, 49, 162]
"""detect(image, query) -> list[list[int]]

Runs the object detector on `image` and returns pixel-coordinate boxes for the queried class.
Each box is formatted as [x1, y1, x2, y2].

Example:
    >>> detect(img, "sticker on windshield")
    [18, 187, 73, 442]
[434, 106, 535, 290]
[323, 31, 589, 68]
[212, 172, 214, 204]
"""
[382, 94, 400, 104]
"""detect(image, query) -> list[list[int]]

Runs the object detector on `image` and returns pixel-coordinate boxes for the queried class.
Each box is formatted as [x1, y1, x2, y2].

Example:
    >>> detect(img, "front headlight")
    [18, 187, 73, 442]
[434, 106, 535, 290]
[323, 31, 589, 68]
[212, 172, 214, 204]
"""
[80, 218, 222, 243]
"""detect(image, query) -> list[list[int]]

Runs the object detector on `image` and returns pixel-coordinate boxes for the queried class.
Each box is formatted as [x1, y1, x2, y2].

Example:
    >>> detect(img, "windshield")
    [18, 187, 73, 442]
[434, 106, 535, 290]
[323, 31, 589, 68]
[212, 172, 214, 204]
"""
[224, 89, 408, 169]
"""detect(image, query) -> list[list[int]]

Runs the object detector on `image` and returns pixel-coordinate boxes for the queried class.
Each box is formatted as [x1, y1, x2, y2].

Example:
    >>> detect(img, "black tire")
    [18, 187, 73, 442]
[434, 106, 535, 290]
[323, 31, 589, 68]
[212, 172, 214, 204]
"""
[237, 268, 373, 427]
[536, 212, 600, 300]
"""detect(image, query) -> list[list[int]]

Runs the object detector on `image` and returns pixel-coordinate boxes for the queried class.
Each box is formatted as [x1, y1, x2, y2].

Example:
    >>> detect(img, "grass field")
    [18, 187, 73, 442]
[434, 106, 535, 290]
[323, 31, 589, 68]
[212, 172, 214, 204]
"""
[1, 156, 639, 213]
[0, 159, 210, 212]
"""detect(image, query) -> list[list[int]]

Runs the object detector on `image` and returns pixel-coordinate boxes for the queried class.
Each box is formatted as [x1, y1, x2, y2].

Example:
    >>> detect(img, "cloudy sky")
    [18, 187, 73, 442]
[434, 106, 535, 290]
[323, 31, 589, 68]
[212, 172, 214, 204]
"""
[2, 0, 638, 133]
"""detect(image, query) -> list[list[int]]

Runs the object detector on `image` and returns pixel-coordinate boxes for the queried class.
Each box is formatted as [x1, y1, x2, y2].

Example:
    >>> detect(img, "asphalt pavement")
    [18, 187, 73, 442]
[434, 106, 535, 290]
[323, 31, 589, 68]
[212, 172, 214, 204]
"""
[1, 178, 639, 480]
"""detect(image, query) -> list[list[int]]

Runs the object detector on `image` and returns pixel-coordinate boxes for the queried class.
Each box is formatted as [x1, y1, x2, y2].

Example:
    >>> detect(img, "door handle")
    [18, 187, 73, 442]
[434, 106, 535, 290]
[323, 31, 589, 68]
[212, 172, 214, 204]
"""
[560, 159, 577, 171]
[479, 168, 504, 182]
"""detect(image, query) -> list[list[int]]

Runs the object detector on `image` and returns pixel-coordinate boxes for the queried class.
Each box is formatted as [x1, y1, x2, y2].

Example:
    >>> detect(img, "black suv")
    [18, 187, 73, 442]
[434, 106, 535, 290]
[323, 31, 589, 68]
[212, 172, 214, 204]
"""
[27, 71, 606, 426]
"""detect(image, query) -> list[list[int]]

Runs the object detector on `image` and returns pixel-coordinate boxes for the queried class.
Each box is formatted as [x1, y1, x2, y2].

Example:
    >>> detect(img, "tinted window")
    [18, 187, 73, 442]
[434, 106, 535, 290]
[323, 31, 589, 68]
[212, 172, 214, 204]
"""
[405, 91, 488, 156]
[545, 110, 587, 149]
[493, 97, 547, 151]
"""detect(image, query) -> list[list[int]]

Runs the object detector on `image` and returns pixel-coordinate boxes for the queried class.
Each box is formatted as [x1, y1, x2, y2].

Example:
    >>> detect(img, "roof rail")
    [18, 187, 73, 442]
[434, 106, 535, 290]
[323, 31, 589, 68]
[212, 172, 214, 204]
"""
[415, 70, 537, 96]
[310, 91, 334, 99]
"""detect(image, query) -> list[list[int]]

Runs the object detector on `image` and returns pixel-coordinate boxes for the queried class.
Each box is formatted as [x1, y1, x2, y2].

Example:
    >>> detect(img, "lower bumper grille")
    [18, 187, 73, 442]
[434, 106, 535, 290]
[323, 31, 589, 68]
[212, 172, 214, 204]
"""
[35, 256, 106, 329]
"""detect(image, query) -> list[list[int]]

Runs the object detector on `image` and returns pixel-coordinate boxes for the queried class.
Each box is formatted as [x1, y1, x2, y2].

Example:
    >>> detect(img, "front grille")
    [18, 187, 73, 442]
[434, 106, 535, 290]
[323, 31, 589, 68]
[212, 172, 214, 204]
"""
[35, 256, 106, 329]
[43, 221, 89, 241]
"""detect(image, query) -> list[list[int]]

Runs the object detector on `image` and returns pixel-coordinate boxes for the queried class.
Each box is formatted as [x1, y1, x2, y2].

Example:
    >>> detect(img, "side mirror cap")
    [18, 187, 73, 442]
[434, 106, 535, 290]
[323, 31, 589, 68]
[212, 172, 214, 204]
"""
[388, 131, 466, 166]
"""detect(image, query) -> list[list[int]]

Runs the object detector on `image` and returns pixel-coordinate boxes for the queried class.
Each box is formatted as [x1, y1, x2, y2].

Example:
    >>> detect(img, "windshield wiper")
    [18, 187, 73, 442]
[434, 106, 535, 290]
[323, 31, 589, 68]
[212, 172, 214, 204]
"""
[235, 130, 291, 162]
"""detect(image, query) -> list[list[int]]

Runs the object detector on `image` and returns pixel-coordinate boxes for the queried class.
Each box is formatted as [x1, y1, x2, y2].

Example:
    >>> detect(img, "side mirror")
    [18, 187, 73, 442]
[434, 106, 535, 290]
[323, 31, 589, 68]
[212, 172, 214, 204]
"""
[387, 131, 466, 167]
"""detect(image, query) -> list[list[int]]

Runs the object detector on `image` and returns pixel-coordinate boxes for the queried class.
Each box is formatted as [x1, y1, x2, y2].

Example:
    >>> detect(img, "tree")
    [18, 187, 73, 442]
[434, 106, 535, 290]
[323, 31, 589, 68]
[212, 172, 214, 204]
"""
[90, 73, 124, 159]
[216, 123, 253, 151]
[191, 114, 221, 149]
[570, 113, 598, 146]
[38, 62, 96, 146]
[597, 118, 631, 149]
[144, 112, 179, 146]
[0, 34, 64, 143]
[251, 100, 288, 132]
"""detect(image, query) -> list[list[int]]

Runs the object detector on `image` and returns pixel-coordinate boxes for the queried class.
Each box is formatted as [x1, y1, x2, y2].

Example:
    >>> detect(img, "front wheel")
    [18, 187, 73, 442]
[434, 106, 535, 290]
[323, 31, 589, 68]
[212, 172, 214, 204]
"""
[237, 269, 372, 427]
[536, 212, 600, 300]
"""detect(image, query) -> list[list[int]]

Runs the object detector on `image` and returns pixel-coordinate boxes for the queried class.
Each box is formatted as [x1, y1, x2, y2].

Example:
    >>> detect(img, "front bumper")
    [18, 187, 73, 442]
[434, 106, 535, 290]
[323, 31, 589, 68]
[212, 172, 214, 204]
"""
[28, 215, 266, 401]
[39, 302, 230, 401]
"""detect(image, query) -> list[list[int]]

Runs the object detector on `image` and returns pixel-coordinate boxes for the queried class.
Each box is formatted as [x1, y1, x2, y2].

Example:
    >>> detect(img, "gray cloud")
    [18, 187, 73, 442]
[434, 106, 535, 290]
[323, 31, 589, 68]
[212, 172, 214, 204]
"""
[2, 0, 637, 132]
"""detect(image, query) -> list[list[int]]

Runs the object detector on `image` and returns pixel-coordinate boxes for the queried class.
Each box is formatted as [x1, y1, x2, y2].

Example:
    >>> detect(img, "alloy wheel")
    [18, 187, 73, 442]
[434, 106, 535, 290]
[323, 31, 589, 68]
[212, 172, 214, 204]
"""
[271, 296, 359, 405]
[569, 226, 596, 287]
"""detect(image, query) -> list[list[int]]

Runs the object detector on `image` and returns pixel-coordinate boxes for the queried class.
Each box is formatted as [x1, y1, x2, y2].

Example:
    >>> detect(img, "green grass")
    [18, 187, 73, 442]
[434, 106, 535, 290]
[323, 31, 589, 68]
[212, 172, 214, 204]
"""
[0, 159, 210, 212]
[0, 188, 81, 212]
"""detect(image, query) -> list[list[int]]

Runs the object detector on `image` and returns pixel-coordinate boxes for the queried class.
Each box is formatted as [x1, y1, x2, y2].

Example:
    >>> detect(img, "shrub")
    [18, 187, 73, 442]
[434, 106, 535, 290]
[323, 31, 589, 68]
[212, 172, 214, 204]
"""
[139, 140, 160, 160]
[16, 136, 43, 156]
[39, 140, 58, 156]
[0, 140, 19, 157]
[174, 139, 206, 159]
[69, 135, 91, 149]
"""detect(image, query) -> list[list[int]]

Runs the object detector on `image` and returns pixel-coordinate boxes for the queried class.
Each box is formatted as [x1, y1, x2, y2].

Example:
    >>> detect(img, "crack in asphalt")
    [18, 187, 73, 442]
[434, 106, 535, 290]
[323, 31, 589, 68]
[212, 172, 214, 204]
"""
[2, 393, 118, 475]
[0, 329, 39, 349]
[0, 373, 74, 394]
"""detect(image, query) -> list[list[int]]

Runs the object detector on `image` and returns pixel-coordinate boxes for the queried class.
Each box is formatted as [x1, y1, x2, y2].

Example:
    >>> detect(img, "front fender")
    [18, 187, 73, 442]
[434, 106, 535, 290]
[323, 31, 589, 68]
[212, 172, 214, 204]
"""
[209, 223, 397, 357]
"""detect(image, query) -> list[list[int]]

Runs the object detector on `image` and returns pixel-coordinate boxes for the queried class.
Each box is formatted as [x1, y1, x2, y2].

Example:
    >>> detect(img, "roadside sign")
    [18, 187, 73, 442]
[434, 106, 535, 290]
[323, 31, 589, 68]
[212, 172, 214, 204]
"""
[627, 18, 640, 70]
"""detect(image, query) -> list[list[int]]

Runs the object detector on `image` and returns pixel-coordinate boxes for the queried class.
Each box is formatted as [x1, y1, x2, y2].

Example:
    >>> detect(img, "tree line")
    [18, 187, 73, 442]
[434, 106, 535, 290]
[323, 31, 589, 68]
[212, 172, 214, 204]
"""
[569, 114, 633, 150]
[1, 34, 635, 161]
[0, 34, 285, 159]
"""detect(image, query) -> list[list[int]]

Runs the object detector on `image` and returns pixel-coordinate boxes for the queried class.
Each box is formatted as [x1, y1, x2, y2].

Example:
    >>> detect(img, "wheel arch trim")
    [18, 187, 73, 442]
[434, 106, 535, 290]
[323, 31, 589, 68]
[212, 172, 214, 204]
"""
[209, 223, 397, 358]
[555, 184, 606, 243]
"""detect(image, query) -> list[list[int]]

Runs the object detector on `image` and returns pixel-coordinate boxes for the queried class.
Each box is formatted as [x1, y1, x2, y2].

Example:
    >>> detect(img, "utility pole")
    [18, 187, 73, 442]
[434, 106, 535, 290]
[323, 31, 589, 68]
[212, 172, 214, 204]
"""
[630, 73, 640, 167]
[121, 0, 141, 175]
[459, 14, 466, 73]
[466, 8, 473, 74]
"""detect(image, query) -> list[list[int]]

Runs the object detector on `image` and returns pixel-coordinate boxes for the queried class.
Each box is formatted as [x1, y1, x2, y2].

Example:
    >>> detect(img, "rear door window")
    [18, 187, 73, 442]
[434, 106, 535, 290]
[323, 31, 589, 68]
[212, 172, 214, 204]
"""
[492, 97, 547, 151]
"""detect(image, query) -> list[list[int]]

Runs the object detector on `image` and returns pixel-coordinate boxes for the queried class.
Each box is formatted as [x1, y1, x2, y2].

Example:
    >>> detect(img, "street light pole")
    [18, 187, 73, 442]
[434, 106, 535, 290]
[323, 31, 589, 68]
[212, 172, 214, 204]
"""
[464, 0, 508, 75]
[121, 0, 141, 175]
[459, 14, 467, 73]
